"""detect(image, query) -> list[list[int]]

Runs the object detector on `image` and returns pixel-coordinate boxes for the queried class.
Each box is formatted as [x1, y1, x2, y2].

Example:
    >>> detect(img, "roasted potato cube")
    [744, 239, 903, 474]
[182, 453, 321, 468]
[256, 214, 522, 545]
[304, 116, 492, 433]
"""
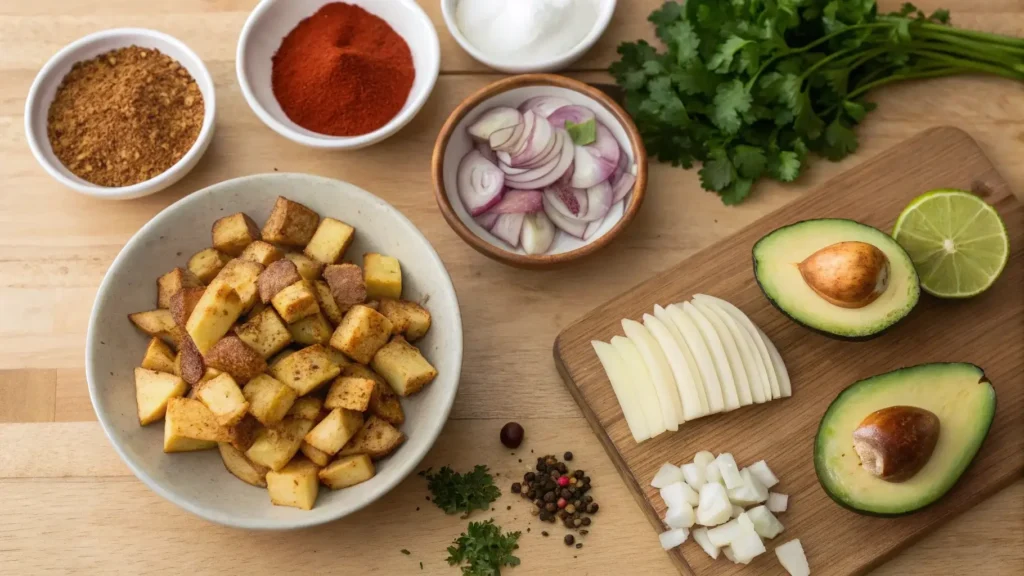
[242, 374, 297, 426]
[269, 348, 298, 368]
[364, 300, 380, 311]
[169, 286, 206, 328]
[300, 441, 332, 467]
[371, 335, 437, 397]
[258, 260, 303, 304]
[266, 456, 320, 510]
[262, 197, 320, 247]
[287, 396, 325, 421]
[330, 305, 393, 364]
[128, 309, 182, 348]
[135, 367, 187, 425]
[247, 301, 267, 319]
[269, 344, 341, 396]
[304, 408, 363, 455]
[185, 283, 244, 354]
[178, 335, 206, 385]
[218, 442, 269, 487]
[378, 298, 431, 341]
[212, 259, 263, 312]
[234, 307, 292, 359]
[141, 337, 176, 374]
[194, 372, 250, 427]
[323, 263, 366, 313]
[213, 212, 262, 256]
[240, 240, 283, 267]
[288, 312, 333, 346]
[325, 376, 375, 412]
[271, 280, 319, 324]
[226, 413, 260, 452]
[343, 364, 404, 425]
[284, 252, 324, 284]
[188, 248, 231, 283]
[363, 253, 401, 301]
[157, 267, 203, 309]
[304, 217, 355, 265]
[245, 417, 314, 471]
[204, 335, 267, 384]
[319, 454, 375, 489]
[325, 347, 352, 371]
[313, 280, 344, 325]
[338, 415, 405, 460]
[163, 397, 231, 452]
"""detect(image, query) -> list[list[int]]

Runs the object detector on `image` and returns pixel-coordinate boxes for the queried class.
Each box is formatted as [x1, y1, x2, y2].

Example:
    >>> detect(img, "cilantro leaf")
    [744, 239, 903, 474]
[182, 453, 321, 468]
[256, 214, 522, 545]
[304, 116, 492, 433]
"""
[733, 145, 767, 179]
[665, 21, 701, 66]
[823, 119, 859, 160]
[721, 178, 754, 205]
[711, 79, 752, 134]
[446, 520, 521, 576]
[566, 118, 597, 145]
[422, 466, 501, 517]
[707, 36, 752, 73]
[699, 147, 735, 192]
[770, 151, 802, 182]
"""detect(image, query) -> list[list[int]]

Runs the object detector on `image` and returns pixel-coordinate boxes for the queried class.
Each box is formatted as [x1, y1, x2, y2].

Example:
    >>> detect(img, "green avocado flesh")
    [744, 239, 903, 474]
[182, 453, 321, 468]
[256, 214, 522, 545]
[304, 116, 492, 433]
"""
[753, 219, 920, 338]
[815, 363, 995, 516]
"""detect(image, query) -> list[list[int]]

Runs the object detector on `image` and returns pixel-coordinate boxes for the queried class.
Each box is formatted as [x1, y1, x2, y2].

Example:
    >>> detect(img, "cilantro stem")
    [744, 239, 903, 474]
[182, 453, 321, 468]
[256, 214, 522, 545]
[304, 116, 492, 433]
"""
[918, 22, 1024, 49]
[916, 30, 1024, 57]
[913, 50, 1024, 79]
[846, 67, 964, 100]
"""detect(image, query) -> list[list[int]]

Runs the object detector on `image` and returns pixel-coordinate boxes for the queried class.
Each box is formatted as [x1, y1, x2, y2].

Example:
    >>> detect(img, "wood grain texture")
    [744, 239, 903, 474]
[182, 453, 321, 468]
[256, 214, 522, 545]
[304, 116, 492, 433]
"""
[0, 0, 1022, 573]
[555, 127, 1024, 575]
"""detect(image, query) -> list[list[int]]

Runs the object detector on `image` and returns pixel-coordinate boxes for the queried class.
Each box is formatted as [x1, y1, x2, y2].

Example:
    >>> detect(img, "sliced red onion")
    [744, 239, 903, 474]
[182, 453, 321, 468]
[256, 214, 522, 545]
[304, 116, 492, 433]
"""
[510, 112, 554, 167]
[499, 162, 530, 175]
[519, 96, 572, 118]
[489, 125, 518, 149]
[504, 151, 563, 184]
[475, 140, 497, 164]
[457, 150, 505, 216]
[547, 105, 596, 129]
[507, 132, 574, 190]
[497, 110, 535, 154]
[584, 217, 604, 240]
[468, 107, 521, 141]
[542, 193, 587, 238]
[521, 212, 556, 255]
[491, 213, 525, 248]
[583, 181, 613, 222]
[589, 124, 621, 164]
[543, 182, 588, 218]
[519, 129, 564, 169]
[611, 171, 636, 203]
[475, 212, 499, 230]
[490, 190, 543, 214]
[571, 146, 617, 189]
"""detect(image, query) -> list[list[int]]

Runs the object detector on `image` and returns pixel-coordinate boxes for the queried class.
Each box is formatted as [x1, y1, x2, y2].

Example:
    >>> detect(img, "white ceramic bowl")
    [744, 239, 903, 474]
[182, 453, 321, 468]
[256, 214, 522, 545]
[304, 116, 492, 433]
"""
[440, 0, 616, 73]
[25, 28, 216, 200]
[237, 0, 440, 149]
[86, 173, 462, 529]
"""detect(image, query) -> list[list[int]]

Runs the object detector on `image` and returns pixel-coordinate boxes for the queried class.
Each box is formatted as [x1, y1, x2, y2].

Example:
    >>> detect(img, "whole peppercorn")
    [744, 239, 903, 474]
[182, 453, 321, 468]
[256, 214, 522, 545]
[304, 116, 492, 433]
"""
[582, 476, 591, 485]
[534, 499, 544, 508]
[573, 518, 582, 527]
[511, 482, 522, 494]
[574, 470, 584, 479]
[575, 543, 583, 549]
[557, 497, 567, 509]
[561, 489, 572, 500]
[527, 489, 537, 499]
[500, 422, 524, 448]
[582, 517, 592, 526]
[545, 502, 557, 513]
[587, 503, 599, 514]
[557, 463, 568, 474]
[543, 491, 555, 503]
[565, 504, 576, 514]
[563, 517, 575, 528]
[563, 451, 573, 461]
[557, 476, 570, 487]
[584, 495, 593, 504]
[524, 472, 535, 482]
[564, 534, 575, 546]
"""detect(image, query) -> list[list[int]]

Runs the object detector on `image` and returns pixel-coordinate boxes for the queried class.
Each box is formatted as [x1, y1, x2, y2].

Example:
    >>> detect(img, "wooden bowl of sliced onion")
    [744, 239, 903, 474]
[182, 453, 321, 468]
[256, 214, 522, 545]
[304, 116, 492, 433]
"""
[432, 74, 647, 268]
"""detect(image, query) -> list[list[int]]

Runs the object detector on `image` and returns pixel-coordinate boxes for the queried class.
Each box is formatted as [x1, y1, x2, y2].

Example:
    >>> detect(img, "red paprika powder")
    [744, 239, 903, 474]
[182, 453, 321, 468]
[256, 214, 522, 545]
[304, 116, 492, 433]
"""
[271, 3, 415, 137]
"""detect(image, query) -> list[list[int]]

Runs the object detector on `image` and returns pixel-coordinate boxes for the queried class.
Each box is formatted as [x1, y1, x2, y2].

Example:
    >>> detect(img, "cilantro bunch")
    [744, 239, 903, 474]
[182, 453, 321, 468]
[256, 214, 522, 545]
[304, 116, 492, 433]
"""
[421, 465, 501, 517]
[611, 1, 1024, 204]
[446, 520, 521, 576]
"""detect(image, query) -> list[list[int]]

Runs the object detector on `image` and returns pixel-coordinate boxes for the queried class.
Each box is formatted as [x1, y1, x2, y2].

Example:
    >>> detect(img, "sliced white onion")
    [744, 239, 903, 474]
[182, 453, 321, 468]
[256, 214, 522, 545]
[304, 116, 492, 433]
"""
[474, 212, 499, 230]
[490, 190, 543, 214]
[521, 211, 555, 255]
[467, 107, 521, 141]
[491, 213, 525, 248]
[519, 95, 572, 118]
[546, 105, 596, 129]
[542, 193, 587, 237]
[611, 171, 636, 204]
[510, 111, 554, 167]
[506, 131, 574, 190]
[457, 150, 505, 216]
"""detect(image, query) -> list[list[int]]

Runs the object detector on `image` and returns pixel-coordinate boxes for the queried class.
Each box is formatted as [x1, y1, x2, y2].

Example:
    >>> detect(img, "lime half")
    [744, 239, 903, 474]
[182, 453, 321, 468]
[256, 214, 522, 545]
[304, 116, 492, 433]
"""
[892, 189, 1009, 298]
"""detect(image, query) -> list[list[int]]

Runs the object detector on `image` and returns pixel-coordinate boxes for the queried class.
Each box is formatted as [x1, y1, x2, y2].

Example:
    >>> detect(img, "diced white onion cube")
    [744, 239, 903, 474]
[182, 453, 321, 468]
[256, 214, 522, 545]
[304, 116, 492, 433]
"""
[747, 460, 779, 488]
[680, 462, 706, 490]
[728, 468, 769, 506]
[707, 519, 743, 547]
[660, 482, 688, 510]
[706, 461, 723, 485]
[731, 504, 744, 519]
[767, 492, 789, 513]
[776, 539, 810, 576]
[729, 525, 766, 564]
[696, 482, 732, 527]
[716, 453, 743, 489]
[744, 505, 785, 539]
[693, 450, 715, 469]
[659, 528, 689, 550]
[664, 501, 695, 529]
[692, 527, 720, 559]
[651, 462, 684, 489]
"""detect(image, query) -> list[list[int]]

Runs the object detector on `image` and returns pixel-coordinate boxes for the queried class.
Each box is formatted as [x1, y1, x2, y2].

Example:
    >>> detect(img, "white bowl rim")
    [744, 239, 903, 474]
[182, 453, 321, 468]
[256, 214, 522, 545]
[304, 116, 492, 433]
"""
[440, 0, 617, 73]
[85, 172, 463, 529]
[236, 0, 440, 149]
[24, 27, 217, 200]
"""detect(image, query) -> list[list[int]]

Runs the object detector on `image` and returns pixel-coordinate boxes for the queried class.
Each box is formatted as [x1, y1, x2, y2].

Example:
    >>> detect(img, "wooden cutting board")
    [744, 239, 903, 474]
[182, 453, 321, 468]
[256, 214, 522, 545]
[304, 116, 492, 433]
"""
[553, 127, 1024, 576]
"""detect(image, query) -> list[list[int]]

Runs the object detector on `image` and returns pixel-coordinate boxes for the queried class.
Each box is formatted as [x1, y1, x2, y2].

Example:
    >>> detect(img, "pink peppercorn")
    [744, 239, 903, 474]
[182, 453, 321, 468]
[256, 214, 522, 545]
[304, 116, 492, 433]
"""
[557, 497, 567, 509]
[557, 475, 570, 487]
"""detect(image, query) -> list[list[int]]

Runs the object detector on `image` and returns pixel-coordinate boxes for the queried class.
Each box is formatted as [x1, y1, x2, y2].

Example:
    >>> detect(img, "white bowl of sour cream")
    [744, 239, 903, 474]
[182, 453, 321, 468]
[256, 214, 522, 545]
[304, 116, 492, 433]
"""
[441, 0, 616, 73]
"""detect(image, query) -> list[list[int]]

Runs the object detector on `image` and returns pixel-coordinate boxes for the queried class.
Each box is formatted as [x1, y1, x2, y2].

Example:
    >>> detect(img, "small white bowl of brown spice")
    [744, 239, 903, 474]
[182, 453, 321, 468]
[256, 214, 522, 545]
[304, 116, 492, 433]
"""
[25, 28, 216, 200]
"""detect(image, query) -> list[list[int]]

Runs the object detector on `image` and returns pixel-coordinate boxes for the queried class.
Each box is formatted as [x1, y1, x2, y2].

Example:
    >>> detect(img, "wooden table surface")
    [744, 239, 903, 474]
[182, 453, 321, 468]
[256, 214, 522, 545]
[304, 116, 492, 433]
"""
[0, 1, 1021, 574]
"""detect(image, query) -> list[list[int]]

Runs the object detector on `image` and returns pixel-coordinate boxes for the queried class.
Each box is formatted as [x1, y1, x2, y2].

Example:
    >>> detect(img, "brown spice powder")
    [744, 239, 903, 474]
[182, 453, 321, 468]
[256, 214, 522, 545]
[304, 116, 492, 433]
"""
[46, 46, 205, 187]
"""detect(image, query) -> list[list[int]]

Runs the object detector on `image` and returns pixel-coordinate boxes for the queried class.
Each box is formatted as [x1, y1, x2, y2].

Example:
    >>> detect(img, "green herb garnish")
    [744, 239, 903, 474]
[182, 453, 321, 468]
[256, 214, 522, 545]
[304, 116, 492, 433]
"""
[565, 118, 597, 145]
[610, 1, 1024, 205]
[446, 520, 521, 576]
[421, 465, 501, 517]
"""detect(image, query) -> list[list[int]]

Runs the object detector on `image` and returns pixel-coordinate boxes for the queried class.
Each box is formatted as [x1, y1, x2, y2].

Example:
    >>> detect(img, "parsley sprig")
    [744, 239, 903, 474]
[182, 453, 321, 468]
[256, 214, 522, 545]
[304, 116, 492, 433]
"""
[446, 520, 521, 576]
[611, 1, 1024, 204]
[421, 465, 501, 517]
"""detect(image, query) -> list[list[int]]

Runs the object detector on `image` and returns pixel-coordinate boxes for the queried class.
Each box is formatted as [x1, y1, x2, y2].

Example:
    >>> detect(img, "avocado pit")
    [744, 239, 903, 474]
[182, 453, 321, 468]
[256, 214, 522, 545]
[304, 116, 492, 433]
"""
[852, 405, 940, 483]
[798, 241, 890, 309]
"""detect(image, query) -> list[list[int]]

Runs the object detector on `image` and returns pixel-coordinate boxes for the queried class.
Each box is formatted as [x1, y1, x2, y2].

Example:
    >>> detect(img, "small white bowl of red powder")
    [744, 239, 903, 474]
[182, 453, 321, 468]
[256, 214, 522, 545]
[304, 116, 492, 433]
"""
[237, 0, 440, 149]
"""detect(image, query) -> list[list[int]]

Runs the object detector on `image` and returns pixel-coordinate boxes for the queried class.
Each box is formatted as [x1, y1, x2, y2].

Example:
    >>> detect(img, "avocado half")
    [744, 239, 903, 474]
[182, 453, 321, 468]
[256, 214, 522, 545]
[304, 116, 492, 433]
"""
[753, 219, 920, 339]
[814, 363, 996, 516]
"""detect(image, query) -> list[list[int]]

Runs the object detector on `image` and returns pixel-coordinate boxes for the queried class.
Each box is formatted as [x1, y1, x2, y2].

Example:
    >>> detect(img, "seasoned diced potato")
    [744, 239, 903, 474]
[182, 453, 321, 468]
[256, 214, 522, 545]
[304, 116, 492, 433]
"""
[304, 408, 363, 455]
[325, 347, 352, 371]
[212, 212, 262, 256]
[245, 417, 314, 471]
[300, 441, 331, 467]
[178, 335, 206, 385]
[269, 348, 298, 368]
[323, 263, 366, 313]
[141, 337, 176, 374]
[157, 267, 203, 309]
[188, 248, 231, 283]
[169, 286, 206, 328]
[194, 373, 250, 427]
[287, 396, 324, 421]
[343, 363, 386, 386]
[338, 415, 405, 460]
[344, 364, 404, 425]
[364, 300, 380, 311]
[258, 260, 303, 304]
[135, 367, 187, 425]
[262, 197, 319, 247]
[363, 253, 401, 301]
[218, 442, 270, 487]
[185, 283, 244, 354]
[128, 309, 182, 348]
[199, 367, 223, 384]
[303, 217, 355, 265]
[371, 335, 437, 397]
[313, 280, 344, 325]
[266, 456, 320, 510]
[269, 344, 341, 396]
[242, 374, 297, 426]
[271, 280, 320, 324]
[284, 252, 324, 284]
[288, 312, 333, 346]
[240, 240, 283, 267]
[330, 304, 393, 364]
[204, 335, 267, 384]
[319, 454, 375, 489]
[163, 397, 231, 452]
[234, 307, 292, 359]
[325, 376, 375, 412]
[378, 298, 432, 341]
[211, 259, 263, 312]
[226, 413, 260, 452]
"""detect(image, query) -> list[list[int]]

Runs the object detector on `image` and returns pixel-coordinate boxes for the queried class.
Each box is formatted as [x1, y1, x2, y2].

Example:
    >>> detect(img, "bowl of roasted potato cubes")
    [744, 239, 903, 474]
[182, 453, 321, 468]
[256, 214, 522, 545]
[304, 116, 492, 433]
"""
[86, 173, 462, 528]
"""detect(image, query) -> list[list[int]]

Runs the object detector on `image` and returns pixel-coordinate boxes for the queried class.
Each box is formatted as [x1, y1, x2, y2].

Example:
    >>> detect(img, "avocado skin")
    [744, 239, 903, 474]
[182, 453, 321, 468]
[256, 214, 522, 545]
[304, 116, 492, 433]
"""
[813, 363, 997, 517]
